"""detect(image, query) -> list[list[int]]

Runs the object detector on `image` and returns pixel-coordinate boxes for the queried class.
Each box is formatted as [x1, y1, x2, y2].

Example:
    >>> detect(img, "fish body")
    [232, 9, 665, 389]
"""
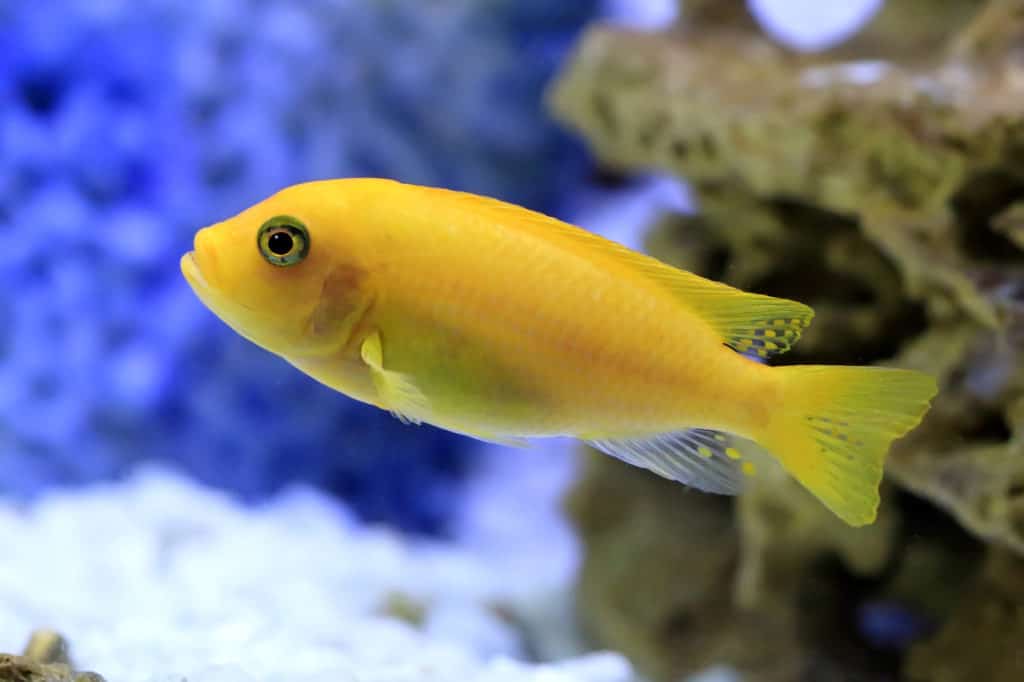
[182, 178, 937, 526]
[297, 181, 770, 439]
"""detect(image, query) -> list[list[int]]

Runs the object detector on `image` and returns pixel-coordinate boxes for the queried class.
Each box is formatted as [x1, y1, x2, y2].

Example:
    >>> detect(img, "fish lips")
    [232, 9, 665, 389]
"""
[180, 251, 209, 291]
[180, 249, 271, 353]
[180, 249, 239, 315]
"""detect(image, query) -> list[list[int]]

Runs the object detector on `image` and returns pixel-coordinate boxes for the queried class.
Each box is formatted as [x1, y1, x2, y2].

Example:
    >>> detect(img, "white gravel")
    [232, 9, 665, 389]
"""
[0, 450, 632, 682]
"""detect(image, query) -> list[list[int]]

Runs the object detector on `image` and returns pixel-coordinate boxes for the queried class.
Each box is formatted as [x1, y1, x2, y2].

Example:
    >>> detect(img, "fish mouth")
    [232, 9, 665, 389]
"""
[180, 251, 209, 290]
[180, 248, 257, 314]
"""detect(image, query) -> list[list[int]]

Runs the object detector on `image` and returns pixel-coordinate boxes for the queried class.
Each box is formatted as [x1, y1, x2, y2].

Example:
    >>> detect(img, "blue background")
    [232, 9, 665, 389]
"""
[0, 1, 599, 534]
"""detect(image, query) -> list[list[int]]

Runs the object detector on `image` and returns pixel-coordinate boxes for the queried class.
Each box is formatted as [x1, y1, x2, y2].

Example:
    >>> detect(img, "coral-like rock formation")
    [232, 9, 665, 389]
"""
[0, 630, 105, 682]
[552, 0, 1024, 679]
[566, 455, 802, 682]
[905, 549, 1024, 681]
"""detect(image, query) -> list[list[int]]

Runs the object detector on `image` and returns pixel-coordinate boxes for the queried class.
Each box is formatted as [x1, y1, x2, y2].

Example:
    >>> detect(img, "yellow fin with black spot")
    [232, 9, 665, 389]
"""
[658, 281, 814, 359]
[360, 331, 429, 425]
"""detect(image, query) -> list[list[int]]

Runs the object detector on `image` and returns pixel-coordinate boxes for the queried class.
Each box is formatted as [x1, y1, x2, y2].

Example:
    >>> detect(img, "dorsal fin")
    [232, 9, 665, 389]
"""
[421, 185, 814, 358]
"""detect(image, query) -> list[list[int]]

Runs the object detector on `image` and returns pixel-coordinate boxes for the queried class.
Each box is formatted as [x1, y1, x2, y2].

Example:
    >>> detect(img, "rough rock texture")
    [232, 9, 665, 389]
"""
[905, 549, 1024, 681]
[20, 630, 69, 666]
[0, 630, 105, 682]
[566, 455, 980, 682]
[552, 0, 1024, 680]
[566, 455, 802, 682]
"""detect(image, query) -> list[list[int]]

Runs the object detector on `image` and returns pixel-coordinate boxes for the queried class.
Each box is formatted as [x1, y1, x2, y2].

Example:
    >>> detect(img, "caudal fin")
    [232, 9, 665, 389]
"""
[760, 365, 937, 526]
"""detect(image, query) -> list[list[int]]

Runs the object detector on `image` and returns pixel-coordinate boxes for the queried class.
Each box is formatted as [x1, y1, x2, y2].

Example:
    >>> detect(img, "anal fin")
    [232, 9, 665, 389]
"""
[360, 331, 429, 425]
[586, 428, 764, 494]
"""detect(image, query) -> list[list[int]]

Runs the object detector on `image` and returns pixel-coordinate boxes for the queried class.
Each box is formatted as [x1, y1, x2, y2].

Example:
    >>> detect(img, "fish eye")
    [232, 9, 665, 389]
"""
[257, 216, 309, 266]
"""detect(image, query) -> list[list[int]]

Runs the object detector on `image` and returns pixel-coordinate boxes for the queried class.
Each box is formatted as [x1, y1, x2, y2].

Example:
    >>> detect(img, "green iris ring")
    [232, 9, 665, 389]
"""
[258, 215, 310, 266]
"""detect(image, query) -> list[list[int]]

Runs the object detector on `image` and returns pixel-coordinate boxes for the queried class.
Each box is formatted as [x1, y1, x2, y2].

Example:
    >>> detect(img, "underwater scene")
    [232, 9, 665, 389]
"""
[1, 0, 1022, 680]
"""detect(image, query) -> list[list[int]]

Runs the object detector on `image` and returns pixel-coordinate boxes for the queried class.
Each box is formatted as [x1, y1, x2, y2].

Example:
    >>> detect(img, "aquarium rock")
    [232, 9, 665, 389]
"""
[22, 629, 71, 665]
[2, 622, 103, 675]
[567, 454, 831, 682]
[0, 630, 105, 682]
[905, 548, 1024, 681]
[0, 654, 99, 682]
[550, 0, 1024, 678]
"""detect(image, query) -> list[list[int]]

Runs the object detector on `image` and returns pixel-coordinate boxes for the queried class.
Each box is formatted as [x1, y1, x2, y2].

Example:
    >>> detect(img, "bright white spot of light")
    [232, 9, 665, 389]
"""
[747, 0, 884, 52]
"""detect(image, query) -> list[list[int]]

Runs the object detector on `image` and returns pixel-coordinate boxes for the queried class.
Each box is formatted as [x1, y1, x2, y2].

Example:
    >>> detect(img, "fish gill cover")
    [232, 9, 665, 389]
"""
[0, 0, 598, 534]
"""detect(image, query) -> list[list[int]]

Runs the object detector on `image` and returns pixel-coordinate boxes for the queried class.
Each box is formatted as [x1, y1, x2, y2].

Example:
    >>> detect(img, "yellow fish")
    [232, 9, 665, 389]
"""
[181, 178, 937, 526]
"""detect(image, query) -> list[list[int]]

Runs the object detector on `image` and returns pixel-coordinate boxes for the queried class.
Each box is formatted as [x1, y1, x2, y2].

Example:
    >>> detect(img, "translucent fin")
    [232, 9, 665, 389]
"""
[478, 434, 530, 448]
[424, 185, 812, 358]
[454, 429, 530, 448]
[586, 428, 763, 495]
[761, 366, 938, 526]
[360, 331, 429, 425]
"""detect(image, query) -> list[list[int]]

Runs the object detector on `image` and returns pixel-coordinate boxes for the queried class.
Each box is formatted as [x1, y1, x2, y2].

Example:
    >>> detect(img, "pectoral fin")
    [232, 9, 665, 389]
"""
[360, 331, 429, 425]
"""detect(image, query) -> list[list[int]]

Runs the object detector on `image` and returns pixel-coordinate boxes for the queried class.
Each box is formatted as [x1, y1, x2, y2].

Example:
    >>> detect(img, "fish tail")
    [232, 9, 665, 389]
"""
[758, 365, 937, 526]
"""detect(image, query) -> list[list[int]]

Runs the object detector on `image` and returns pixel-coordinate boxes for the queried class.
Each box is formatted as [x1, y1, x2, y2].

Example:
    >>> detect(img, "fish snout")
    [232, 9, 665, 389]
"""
[181, 226, 221, 291]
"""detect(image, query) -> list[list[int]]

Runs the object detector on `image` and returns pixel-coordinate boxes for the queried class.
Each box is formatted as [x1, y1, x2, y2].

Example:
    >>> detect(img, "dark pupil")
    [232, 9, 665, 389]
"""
[267, 230, 294, 256]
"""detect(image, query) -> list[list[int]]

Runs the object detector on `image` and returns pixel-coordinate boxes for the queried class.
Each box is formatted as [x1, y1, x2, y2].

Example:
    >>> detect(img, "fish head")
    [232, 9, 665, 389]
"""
[181, 182, 371, 358]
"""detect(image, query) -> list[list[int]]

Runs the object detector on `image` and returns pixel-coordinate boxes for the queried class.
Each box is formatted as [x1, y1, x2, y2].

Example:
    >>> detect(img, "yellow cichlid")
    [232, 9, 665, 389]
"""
[181, 178, 938, 526]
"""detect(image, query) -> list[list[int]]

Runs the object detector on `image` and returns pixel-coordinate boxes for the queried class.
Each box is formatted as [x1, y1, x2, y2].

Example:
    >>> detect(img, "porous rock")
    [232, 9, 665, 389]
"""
[553, 0, 1024, 678]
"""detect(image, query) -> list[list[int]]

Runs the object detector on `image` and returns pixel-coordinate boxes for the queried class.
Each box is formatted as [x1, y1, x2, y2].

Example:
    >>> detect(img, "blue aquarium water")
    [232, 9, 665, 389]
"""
[0, 0, 597, 533]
